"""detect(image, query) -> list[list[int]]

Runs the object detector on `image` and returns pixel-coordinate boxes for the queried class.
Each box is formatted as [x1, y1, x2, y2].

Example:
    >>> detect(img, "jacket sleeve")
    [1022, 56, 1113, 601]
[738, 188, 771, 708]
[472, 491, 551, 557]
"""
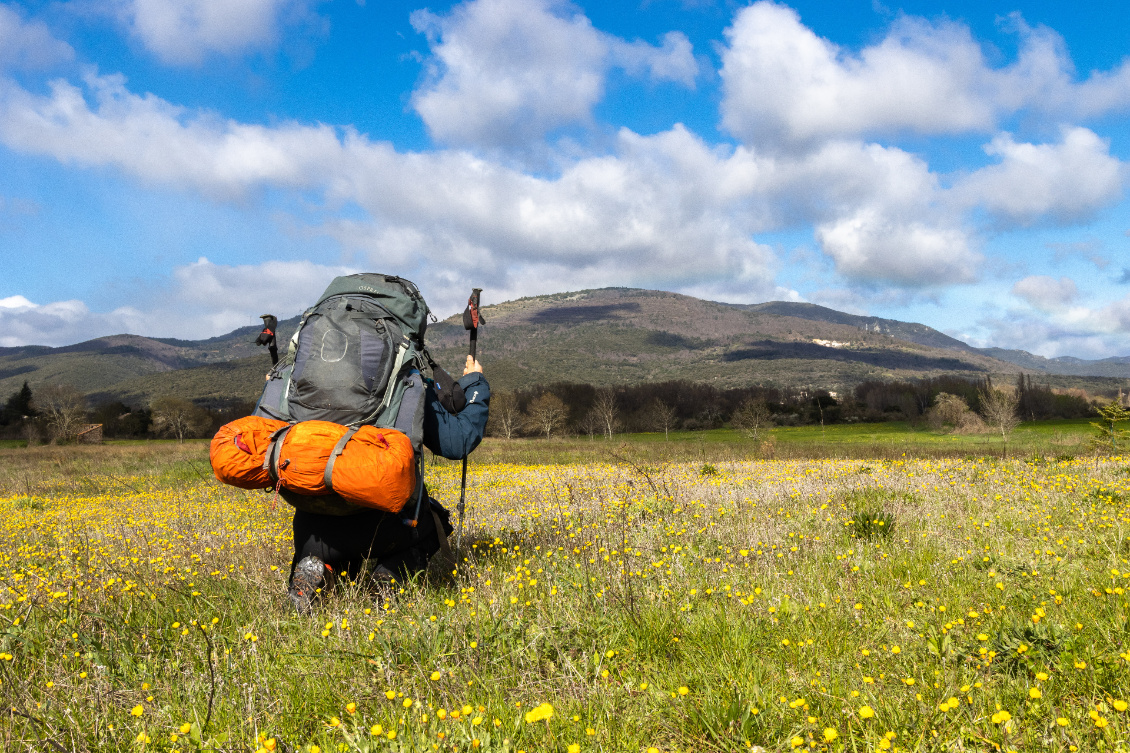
[423, 372, 491, 459]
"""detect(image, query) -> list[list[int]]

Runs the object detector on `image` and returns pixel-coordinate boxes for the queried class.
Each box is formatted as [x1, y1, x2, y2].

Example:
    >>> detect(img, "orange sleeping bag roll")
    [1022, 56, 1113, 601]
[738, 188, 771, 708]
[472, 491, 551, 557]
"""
[210, 416, 417, 513]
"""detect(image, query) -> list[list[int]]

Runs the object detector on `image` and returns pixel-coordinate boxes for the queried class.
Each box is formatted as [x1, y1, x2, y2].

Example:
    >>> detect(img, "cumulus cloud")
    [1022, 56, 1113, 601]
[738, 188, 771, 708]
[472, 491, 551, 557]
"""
[719, 2, 1130, 148]
[2, 5, 1126, 345]
[0, 68, 988, 297]
[119, 0, 319, 65]
[0, 295, 144, 348]
[0, 4, 74, 70]
[952, 128, 1125, 225]
[0, 258, 357, 346]
[977, 293, 1130, 359]
[815, 210, 977, 286]
[0, 72, 343, 199]
[1011, 275, 1078, 311]
[410, 0, 697, 150]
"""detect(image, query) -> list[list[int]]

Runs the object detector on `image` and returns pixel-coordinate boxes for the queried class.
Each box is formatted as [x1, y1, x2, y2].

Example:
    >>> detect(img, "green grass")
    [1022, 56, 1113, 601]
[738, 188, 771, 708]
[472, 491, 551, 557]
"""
[1, 435, 1128, 752]
[481, 419, 1096, 465]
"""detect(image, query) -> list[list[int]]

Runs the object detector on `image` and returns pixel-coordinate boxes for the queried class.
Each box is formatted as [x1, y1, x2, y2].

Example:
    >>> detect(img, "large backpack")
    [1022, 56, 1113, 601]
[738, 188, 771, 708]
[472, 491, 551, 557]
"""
[252, 273, 432, 516]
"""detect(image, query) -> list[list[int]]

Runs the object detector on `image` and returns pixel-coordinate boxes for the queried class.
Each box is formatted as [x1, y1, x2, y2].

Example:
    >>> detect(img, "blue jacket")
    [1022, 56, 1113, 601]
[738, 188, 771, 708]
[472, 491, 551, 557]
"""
[422, 372, 490, 459]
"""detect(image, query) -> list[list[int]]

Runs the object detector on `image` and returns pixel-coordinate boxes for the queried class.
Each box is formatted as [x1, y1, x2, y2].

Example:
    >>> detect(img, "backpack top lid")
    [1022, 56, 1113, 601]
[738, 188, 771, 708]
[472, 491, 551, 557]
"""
[317, 273, 430, 342]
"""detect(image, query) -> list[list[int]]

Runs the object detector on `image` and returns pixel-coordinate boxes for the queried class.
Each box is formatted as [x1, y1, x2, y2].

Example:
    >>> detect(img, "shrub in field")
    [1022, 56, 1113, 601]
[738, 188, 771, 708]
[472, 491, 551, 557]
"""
[843, 489, 900, 539]
[850, 508, 896, 539]
[987, 621, 1070, 675]
[926, 392, 984, 434]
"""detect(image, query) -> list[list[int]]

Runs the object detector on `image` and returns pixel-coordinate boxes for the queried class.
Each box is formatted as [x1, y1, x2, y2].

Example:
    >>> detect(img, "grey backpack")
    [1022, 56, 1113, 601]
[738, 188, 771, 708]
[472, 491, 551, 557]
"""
[253, 273, 431, 515]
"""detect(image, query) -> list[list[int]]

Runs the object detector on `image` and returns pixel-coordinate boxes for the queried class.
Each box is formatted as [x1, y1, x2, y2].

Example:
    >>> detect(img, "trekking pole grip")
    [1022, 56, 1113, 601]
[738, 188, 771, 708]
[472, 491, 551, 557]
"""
[463, 288, 483, 361]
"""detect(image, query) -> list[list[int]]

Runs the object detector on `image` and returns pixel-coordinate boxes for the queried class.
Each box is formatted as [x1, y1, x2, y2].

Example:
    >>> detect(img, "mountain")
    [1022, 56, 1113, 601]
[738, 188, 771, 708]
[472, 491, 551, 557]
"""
[741, 302, 977, 352]
[1, 288, 1125, 407]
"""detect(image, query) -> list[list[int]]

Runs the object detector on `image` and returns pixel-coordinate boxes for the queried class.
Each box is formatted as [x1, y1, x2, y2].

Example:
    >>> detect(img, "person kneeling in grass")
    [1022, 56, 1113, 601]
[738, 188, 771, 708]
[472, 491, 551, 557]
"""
[288, 356, 489, 611]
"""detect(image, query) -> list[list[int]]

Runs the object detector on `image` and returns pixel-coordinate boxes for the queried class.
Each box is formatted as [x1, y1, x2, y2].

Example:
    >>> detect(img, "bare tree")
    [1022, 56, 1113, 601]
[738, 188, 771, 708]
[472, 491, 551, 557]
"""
[151, 397, 213, 442]
[576, 409, 601, 441]
[593, 388, 620, 439]
[33, 384, 87, 443]
[648, 399, 678, 440]
[732, 398, 773, 439]
[489, 391, 521, 439]
[979, 386, 1021, 457]
[524, 393, 568, 438]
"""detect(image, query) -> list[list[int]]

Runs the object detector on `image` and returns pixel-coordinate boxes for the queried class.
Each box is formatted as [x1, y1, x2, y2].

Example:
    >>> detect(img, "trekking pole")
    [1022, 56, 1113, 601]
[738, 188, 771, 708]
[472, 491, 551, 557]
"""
[457, 288, 483, 550]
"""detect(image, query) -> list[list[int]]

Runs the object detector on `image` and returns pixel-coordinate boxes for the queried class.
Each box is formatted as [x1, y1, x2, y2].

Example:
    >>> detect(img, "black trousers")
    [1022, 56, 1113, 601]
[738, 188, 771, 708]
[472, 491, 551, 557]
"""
[290, 497, 452, 582]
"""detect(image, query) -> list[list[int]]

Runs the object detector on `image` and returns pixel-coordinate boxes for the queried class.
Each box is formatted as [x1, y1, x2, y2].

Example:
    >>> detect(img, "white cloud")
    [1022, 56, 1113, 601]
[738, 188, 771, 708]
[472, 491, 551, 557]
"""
[719, 2, 1130, 148]
[0, 258, 356, 347]
[410, 0, 696, 150]
[0, 296, 144, 348]
[119, 0, 319, 65]
[815, 209, 977, 286]
[1011, 275, 1078, 310]
[953, 128, 1125, 225]
[0, 294, 36, 311]
[0, 68, 987, 298]
[0, 4, 74, 70]
[168, 257, 358, 334]
[610, 31, 698, 85]
[976, 293, 1130, 359]
[2, 18, 1124, 337]
[0, 72, 343, 199]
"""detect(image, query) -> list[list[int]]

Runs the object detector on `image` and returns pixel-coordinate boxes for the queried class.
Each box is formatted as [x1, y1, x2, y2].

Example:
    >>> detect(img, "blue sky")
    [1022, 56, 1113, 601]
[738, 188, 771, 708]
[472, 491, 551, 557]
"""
[1, 0, 1129, 359]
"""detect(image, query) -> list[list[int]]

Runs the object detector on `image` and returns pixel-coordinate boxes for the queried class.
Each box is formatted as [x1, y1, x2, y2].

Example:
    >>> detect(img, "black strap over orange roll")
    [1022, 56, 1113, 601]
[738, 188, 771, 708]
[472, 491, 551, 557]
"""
[323, 426, 360, 492]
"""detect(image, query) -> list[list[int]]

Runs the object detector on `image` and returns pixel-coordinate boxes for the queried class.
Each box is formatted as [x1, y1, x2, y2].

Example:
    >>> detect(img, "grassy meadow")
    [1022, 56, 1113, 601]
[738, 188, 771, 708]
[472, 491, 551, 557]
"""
[1, 422, 1129, 752]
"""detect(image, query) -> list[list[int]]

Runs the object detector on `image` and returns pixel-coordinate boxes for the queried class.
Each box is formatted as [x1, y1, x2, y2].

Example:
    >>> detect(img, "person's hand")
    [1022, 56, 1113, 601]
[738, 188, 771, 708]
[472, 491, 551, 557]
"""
[464, 355, 483, 375]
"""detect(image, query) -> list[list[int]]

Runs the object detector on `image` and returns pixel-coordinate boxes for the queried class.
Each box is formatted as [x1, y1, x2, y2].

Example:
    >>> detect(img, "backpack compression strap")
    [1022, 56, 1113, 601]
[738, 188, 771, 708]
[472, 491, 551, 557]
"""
[263, 424, 294, 484]
[322, 427, 361, 492]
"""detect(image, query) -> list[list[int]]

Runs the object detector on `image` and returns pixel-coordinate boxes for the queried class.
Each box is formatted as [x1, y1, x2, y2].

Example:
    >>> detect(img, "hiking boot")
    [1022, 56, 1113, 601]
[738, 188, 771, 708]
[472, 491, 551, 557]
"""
[288, 556, 333, 614]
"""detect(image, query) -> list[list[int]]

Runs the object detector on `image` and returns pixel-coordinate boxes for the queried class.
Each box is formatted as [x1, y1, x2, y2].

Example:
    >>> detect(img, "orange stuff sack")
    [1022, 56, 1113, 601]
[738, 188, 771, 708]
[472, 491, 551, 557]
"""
[210, 415, 286, 489]
[210, 416, 416, 514]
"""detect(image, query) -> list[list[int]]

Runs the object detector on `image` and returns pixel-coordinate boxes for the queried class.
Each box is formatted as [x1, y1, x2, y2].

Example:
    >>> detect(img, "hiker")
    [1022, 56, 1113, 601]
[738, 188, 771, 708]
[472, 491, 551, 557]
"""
[288, 353, 490, 609]
[209, 273, 490, 612]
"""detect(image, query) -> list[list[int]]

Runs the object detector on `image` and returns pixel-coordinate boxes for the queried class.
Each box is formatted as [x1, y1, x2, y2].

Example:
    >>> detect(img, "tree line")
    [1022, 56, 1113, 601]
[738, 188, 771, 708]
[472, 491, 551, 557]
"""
[486, 374, 1101, 439]
[0, 372, 1106, 445]
[0, 381, 251, 443]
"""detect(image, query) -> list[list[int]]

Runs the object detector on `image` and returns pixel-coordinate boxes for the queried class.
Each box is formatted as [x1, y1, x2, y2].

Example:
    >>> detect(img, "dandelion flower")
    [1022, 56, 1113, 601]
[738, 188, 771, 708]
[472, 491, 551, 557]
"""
[859, 706, 875, 719]
[524, 703, 554, 724]
[130, 705, 143, 717]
